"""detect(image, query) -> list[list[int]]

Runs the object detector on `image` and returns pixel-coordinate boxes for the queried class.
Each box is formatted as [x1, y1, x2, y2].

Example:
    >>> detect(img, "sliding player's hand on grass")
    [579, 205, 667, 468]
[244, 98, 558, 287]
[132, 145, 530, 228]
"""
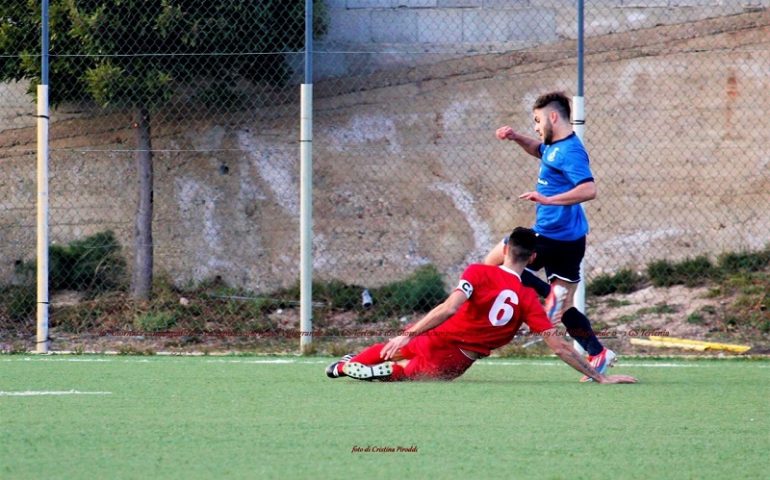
[543, 334, 637, 384]
[597, 374, 637, 384]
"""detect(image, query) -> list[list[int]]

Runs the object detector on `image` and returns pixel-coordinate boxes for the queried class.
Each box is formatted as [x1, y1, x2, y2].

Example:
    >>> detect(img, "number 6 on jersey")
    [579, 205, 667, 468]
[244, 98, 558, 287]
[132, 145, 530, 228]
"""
[488, 290, 519, 326]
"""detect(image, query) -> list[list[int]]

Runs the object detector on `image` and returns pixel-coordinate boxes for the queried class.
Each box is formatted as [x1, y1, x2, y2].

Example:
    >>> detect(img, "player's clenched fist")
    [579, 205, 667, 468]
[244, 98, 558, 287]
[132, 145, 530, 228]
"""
[496, 125, 515, 140]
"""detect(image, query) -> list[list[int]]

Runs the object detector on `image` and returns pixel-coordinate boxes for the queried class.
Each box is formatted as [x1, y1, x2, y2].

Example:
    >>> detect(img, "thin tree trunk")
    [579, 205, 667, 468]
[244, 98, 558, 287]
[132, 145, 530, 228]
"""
[132, 106, 153, 300]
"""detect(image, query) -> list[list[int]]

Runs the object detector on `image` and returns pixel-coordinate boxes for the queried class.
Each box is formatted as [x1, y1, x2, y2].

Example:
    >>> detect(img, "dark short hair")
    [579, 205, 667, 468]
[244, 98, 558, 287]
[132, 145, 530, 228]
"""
[533, 91, 571, 121]
[506, 227, 537, 262]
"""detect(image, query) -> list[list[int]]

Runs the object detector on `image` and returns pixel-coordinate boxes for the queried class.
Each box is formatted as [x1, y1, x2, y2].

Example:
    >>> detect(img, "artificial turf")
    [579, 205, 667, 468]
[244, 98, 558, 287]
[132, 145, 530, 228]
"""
[1, 355, 768, 479]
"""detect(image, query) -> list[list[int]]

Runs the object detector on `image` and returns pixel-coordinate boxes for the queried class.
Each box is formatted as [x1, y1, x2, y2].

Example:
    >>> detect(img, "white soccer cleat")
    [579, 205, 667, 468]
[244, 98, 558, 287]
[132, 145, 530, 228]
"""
[342, 361, 394, 380]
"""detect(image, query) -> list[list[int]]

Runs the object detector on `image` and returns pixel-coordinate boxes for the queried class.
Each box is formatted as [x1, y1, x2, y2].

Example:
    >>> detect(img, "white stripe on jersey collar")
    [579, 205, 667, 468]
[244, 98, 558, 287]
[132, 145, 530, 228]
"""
[498, 265, 521, 280]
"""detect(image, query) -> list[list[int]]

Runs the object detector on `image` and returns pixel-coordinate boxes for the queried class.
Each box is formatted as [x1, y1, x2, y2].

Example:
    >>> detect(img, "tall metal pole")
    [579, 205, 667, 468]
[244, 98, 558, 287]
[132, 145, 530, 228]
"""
[572, 0, 587, 354]
[574, 0, 585, 138]
[36, 0, 51, 353]
[299, 0, 314, 354]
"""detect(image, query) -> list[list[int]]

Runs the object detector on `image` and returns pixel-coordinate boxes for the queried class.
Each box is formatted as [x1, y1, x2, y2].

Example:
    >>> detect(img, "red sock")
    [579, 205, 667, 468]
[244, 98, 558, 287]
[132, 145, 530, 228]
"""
[349, 343, 387, 366]
[386, 363, 407, 381]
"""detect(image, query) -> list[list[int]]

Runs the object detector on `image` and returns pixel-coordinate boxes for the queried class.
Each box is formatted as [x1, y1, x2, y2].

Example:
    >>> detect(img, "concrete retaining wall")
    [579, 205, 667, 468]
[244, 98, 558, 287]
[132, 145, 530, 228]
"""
[309, 0, 767, 79]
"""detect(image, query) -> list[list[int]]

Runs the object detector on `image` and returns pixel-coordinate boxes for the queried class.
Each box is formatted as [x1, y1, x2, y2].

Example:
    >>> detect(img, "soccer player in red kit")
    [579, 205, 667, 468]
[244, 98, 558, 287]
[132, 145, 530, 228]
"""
[326, 227, 636, 384]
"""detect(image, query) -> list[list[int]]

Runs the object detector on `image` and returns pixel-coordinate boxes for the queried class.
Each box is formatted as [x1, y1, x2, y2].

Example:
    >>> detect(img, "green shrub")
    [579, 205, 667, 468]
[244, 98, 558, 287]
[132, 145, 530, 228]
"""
[296, 265, 447, 317]
[604, 298, 632, 308]
[647, 259, 676, 287]
[718, 250, 770, 273]
[50, 231, 127, 293]
[15, 231, 127, 295]
[686, 312, 705, 324]
[313, 280, 362, 310]
[134, 312, 176, 333]
[53, 306, 104, 334]
[587, 269, 645, 296]
[647, 256, 719, 287]
[373, 265, 447, 315]
[3, 286, 36, 322]
[679, 256, 721, 286]
[637, 302, 679, 315]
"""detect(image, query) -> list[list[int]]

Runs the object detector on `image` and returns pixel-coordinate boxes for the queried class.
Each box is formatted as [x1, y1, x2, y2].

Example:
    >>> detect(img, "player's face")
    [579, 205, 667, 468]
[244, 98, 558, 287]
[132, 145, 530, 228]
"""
[533, 109, 554, 145]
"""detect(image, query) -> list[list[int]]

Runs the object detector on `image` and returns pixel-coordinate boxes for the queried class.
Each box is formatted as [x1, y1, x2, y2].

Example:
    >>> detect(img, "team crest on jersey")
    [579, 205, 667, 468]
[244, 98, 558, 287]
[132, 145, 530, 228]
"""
[547, 147, 559, 162]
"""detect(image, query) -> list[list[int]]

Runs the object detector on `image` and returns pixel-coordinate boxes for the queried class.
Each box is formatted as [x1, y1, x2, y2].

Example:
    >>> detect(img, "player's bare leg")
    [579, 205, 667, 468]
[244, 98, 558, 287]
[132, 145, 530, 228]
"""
[548, 278, 619, 381]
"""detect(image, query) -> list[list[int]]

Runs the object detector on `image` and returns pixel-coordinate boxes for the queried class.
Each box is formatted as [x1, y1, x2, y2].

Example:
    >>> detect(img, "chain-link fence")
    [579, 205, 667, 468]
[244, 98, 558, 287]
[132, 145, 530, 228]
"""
[1, 1, 769, 354]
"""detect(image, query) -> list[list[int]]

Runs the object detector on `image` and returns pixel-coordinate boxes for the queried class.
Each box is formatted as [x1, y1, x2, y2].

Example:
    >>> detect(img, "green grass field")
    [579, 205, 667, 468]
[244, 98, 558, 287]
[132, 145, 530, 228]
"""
[1, 355, 768, 479]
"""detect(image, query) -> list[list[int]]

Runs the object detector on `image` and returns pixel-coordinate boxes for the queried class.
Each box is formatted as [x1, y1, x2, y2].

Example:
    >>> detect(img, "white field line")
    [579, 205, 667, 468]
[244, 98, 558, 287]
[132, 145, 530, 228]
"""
[0, 357, 150, 363]
[1, 356, 767, 367]
[0, 356, 325, 365]
[477, 361, 708, 368]
[0, 390, 112, 397]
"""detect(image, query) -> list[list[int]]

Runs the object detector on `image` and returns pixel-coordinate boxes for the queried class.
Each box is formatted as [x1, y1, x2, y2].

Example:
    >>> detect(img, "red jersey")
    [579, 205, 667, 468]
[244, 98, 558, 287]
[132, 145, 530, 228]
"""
[430, 264, 553, 356]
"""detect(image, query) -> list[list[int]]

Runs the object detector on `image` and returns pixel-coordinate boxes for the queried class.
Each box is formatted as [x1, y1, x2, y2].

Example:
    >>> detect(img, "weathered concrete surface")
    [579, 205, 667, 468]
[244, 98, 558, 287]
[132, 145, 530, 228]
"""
[1, 11, 768, 292]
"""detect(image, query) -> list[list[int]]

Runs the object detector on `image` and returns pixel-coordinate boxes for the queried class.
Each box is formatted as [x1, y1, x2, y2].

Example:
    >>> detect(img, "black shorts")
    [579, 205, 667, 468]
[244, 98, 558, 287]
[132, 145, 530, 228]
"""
[526, 234, 586, 283]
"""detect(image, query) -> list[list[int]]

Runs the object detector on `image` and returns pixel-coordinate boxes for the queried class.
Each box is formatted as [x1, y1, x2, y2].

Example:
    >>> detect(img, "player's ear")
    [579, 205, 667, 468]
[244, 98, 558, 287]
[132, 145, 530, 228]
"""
[529, 252, 537, 264]
[549, 109, 559, 123]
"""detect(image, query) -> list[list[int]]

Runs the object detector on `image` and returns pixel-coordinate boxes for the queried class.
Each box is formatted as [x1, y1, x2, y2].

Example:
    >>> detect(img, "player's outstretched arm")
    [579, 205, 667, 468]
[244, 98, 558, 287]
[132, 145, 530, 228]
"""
[380, 290, 467, 360]
[483, 241, 505, 266]
[542, 332, 637, 384]
[495, 126, 541, 158]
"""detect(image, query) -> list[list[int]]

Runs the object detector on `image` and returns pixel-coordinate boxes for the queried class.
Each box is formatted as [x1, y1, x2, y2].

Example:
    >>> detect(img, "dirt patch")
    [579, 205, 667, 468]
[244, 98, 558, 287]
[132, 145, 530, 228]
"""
[2, 282, 767, 357]
[585, 284, 769, 356]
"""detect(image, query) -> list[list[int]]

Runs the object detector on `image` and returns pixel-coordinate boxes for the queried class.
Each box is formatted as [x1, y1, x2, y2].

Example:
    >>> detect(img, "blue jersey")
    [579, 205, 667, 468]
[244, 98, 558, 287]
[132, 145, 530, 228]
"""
[534, 133, 593, 241]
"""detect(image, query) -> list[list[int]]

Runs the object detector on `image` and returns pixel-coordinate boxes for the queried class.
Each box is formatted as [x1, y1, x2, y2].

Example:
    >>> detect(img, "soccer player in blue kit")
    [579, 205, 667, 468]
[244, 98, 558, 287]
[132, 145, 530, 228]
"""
[485, 91, 615, 381]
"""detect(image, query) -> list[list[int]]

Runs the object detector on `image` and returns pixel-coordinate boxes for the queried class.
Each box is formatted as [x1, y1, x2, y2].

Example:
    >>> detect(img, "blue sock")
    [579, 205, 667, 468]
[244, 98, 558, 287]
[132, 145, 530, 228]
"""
[561, 307, 603, 356]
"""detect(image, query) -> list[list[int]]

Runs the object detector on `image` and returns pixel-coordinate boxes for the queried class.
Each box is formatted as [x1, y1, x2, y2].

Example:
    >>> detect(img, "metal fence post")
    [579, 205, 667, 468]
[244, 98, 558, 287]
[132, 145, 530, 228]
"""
[36, 0, 50, 354]
[299, 0, 314, 354]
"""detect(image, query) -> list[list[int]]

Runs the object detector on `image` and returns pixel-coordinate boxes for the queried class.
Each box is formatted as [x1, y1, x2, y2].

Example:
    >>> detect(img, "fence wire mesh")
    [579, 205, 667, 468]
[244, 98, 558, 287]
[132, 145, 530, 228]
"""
[1, 1, 769, 354]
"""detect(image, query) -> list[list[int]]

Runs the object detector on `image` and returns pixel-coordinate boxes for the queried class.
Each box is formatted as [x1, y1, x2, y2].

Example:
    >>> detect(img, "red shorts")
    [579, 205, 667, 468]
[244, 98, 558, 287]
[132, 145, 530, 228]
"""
[399, 334, 476, 381]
